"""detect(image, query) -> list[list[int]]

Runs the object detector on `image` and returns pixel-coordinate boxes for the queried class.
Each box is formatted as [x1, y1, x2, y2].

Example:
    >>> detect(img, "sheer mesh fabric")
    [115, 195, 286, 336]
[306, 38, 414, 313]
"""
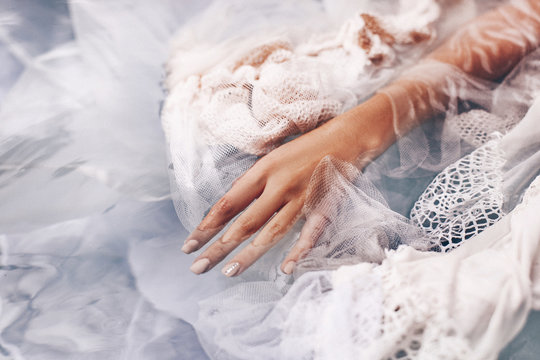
[2, 0, 540, 359]
[410, 138, 506, 252]
[161, 1, 540, 359]
[161, 0, 471, 230]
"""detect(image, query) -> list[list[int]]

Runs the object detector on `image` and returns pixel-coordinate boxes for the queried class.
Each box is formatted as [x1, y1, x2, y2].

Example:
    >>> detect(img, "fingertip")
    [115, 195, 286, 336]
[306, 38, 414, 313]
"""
[282, 260, 296, 275]
[181, 239, 199, 253]
[186, 225, 224, 249]
[221, 262, 241, 277]
[190, 258, 210, 275]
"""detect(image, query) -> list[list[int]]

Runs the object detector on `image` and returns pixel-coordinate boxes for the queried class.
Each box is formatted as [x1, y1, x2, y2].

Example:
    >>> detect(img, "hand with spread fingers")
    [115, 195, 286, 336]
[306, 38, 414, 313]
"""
[182, 93, 396, 277]
[182, 0, 540, 277]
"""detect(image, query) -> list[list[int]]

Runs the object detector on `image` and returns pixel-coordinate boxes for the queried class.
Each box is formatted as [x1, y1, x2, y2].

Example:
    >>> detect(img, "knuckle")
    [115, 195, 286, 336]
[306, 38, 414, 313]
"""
[237, 215, 258, 234]
[197, 217, 219, 232]
[254, 155, 277, 174]
[212, 244, 230, 259]
[267, 221, 284, 238]
[266, 184, 289, 202]
[196, 219, 214, 232]
[213, 196, 235, 218]
[230, 175, 243, 188]
[221, 229, 242, 244]
[198, 196, 236, 231]
[276, 181, 292, 194]
[250, 168, 269, 186]
[203, 245, 228, 263]
[269, 179, 303, 200]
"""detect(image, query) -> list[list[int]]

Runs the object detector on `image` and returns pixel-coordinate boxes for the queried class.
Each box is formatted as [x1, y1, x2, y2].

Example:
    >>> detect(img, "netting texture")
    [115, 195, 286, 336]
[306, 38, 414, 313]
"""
[162, 0, 473, 230]
[160, 1, 540, 359]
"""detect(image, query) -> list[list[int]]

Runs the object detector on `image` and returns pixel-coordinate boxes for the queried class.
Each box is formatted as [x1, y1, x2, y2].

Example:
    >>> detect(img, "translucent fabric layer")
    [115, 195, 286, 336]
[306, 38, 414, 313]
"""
[1, 0, 540, 360]
[0, 1, 214, 359]
[161, 0, 540, 358]
[162, 0, 480, 230]
[195, 95, 540, 360]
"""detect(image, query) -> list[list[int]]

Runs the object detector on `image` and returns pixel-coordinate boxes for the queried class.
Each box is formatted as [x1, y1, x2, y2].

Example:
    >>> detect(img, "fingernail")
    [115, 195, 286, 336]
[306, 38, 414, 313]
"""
[190, 258, 210, 274]
[283, 261, 295, 275]
[182, 239, 199, 253]
[221, 262, 240, 277]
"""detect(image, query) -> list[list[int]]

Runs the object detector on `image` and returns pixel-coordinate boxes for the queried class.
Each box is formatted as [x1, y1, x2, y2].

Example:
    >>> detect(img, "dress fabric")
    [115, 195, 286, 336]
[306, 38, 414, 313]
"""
[1, 0, 540, 360]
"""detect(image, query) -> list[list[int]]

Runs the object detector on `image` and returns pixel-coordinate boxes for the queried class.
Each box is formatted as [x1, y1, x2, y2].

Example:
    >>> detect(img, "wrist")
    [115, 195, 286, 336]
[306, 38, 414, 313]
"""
[320, 94, 395, 167]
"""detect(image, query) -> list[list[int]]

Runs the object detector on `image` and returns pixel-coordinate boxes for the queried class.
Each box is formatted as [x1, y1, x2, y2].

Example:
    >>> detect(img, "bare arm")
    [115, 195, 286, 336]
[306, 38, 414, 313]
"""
[184, 0, 540, 277]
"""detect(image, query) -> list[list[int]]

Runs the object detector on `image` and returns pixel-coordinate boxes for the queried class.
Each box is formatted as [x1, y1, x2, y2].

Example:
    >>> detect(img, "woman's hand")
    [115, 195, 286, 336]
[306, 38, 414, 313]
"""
[181, 0, 540, 277]
[182, 94, 396, 276]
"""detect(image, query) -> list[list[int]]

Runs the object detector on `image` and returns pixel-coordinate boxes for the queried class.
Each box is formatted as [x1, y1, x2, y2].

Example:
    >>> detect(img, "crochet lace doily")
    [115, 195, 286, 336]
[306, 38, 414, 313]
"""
[410, 109, 520, 251]
[410, 138, 505, 251]
[163, 0, 440, 155]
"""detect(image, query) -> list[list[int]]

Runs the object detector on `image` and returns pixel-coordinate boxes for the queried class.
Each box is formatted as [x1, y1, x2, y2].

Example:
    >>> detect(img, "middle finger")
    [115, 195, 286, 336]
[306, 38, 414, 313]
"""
[189, 189, 285, 274]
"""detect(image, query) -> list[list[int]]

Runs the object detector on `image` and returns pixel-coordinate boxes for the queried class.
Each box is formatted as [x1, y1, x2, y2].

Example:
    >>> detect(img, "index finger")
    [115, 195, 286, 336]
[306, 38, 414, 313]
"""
[182, 173, 265, 253]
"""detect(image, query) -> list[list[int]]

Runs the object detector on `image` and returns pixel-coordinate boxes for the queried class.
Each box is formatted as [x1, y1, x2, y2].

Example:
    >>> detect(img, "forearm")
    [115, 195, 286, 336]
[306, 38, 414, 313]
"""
[186, 0, 540, 276]
[334, 0, 540, 163]
[429, 0, 540, 80]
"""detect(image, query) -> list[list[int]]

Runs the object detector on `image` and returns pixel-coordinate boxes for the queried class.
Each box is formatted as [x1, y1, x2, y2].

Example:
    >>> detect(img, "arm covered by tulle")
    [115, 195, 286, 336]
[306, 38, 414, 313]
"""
[183, 0, 540, 277]
[378, 0, 540, 140]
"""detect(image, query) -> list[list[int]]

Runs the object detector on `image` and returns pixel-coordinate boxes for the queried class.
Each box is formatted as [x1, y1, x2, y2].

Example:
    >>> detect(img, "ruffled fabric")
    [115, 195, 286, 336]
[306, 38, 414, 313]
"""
[162, 0, 540, 358]
[1, 0, 540, 359]
[195, 97, 540, 360]
[0, 1, 214, 359]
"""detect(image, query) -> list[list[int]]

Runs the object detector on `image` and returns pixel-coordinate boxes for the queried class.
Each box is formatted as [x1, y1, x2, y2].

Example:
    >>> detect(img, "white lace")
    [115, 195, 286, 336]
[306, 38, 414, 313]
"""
[410, 136, 505, 252]
[161, 0, 446, 229]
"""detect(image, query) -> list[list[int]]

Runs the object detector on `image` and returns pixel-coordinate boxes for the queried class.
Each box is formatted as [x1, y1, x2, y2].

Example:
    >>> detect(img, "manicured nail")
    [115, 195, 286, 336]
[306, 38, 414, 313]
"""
[283, 261, 295, 275]
[182, 239, 199, 253]
[190, 258, 210, 274]
[221, 262, 240, 277]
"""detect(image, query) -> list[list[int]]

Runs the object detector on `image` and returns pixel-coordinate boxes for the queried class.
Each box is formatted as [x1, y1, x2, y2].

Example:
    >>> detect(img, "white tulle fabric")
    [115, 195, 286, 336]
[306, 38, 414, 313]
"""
[160, 1, 540, 359]
[0, 1, 222, 359]
[162, 0, 478, 230]
[1, 0, 540, 359]
[195, 99, 540, 360]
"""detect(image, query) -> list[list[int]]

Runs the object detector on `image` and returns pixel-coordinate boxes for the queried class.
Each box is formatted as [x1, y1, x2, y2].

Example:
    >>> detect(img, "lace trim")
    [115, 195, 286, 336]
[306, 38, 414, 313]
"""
[411, 138, 505, 252]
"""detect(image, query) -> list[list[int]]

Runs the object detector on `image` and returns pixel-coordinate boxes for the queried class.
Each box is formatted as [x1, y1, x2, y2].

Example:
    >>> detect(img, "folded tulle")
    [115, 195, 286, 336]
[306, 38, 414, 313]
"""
[0, 1, 218, 359]
[195, 96, 540, 359]
[162, 0, 479, 231]
[160, 1, 540, 357]
[0, 0, 192, 233]
[2, 1, 540, 359]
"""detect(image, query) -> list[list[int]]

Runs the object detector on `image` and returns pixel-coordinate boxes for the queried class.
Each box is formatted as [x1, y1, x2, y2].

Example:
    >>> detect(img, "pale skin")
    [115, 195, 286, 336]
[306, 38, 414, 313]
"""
[183, 0, 540, 277]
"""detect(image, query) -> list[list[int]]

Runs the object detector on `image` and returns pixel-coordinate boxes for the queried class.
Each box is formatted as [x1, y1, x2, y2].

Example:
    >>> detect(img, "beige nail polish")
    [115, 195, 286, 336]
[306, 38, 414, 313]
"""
[190, 258, 210, 274]
[221, 262, 240, 277]
[181, 239, 199, 253]
[283, 261, 295, 275]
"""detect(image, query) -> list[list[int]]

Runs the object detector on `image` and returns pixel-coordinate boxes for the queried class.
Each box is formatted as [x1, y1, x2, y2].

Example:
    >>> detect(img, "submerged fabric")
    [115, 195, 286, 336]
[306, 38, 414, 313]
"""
[163, 0, 540, 358]
[194, 99, 540, 360]
[0, 0, 540, 359]
[0, 1, 212, 359]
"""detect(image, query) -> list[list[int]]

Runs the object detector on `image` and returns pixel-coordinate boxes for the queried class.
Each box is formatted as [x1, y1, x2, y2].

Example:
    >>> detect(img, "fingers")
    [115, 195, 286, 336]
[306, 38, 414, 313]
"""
[189, 188, 287, 274]
[280, 211, 329, 275]
[220, 199, 304, 277]
[182, 173, 264, 254]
